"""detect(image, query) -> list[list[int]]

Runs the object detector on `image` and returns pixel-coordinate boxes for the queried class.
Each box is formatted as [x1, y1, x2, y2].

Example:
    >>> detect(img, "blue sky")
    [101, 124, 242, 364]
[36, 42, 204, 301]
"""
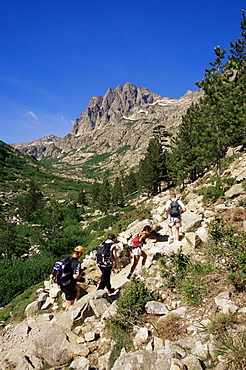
[0, 0, 245, 144]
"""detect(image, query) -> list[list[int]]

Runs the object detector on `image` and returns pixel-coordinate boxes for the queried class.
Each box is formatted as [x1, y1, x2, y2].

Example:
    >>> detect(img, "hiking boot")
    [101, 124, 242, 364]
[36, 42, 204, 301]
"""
[108, 288, 115, 295]
[168, 236, 174, 244]
[127, 273, 133, 279]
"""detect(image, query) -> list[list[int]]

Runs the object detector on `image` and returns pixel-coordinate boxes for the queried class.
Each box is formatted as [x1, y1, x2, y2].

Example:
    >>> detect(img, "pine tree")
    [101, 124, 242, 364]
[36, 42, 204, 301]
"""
[195, 46, 235, 177]
[227, 10, 246, 146]
[19, 180, 43, 222]
[98, 176, 111, 214]
[112, 177, 124, 206]
[138, 138, 167, 195]
[171, 103, 207, 185]
[77, 188, 88, 206]
[122, 170, 138, 196]
[91, 180, 100, 205]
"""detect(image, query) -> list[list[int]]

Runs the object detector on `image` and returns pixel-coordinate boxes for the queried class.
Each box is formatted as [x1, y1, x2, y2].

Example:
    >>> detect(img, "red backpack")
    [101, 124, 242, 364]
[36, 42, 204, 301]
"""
[127, 233, 141, 247]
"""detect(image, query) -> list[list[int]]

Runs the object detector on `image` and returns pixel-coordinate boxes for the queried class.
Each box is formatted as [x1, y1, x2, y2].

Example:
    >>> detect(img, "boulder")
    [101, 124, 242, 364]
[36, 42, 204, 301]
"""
[145, 301, 169, 315]
[25, 301, 40, 317]
[33, 323, 72, 366]
[181, 212, 203, 233]
[13, 322, 30, 337]
[40, 297, 55, 310]
[183, 232, 197, 247]
[84, 331, 96, 342]
[134, 327, 149, 347]
[214, 203, 230, 213]
[225, 183, 245, 198]
[111, 349, 176, 370]
[70, 356, 90, 370]
[15, 355, 43, 370]
[102, 300, 118, 320]
[89, 297, 111, 318]
[170, 358, 187, 370]
[196, 226, 208, 243]
[236, 169, 246, 182]
[182, 355, 204, 369]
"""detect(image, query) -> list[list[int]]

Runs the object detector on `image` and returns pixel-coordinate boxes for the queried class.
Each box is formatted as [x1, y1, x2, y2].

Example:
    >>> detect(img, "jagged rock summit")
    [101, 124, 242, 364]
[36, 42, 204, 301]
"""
[11, 83, 201, 176]
[71, 82, 165, 135]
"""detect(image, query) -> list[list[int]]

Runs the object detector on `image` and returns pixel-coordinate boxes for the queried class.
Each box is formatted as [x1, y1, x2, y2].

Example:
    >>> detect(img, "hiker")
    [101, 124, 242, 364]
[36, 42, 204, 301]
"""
[165, 192, 186, 242]
[60, 246, 84, 309]
[127, 225, 152, 279]
[96, 233, 119, 294]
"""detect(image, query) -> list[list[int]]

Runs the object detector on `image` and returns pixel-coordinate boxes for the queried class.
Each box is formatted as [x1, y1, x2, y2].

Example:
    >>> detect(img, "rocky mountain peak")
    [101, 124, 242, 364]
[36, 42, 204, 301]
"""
[10, 83, 202, 176]
[71, 82, 164, 136]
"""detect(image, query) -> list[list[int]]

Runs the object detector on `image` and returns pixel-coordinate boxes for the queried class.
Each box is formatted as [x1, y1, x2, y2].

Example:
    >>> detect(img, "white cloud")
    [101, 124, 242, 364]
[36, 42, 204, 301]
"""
[24, 111, 39, 122]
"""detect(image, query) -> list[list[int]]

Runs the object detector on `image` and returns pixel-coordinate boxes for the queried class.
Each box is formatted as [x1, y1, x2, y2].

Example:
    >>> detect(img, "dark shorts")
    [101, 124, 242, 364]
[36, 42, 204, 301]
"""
[60, 281, 77, 301]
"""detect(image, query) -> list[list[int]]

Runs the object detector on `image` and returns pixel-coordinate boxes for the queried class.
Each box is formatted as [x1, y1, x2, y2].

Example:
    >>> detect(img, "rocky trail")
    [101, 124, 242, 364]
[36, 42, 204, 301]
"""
[0, 151, 246, 370]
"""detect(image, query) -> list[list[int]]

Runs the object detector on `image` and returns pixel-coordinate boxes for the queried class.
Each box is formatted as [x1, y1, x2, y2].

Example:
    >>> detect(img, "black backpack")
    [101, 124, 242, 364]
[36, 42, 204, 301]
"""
[52, 258, 72, 286]
[96, 241, 113, 267]
[168, 200, 181, 217]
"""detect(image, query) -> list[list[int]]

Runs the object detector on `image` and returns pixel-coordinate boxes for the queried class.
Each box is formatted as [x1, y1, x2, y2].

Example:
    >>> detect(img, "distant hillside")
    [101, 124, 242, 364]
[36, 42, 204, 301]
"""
[0, 140, 89, 206]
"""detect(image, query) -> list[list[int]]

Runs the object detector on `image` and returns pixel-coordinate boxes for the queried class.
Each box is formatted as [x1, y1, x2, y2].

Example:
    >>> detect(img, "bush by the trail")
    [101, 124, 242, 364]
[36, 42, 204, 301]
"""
[0, 255, 54, 307]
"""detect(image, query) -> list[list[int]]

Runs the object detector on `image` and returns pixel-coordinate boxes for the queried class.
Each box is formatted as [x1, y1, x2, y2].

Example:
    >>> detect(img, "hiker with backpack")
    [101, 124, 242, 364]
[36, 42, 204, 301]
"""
[127, 225, 152, 279]
[165, 192, 186, 242]
[53, 246, 84, 309]
[96, 233, 119, 294]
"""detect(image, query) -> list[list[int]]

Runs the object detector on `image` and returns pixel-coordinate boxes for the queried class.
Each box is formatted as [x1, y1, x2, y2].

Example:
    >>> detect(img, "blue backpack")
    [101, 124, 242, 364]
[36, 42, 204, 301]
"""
[52, 258, 72, 286]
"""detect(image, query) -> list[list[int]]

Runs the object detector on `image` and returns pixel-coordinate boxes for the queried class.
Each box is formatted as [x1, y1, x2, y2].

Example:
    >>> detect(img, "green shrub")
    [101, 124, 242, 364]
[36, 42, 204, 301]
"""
[204, 311, 246, 368]
[0, 255, 54, 307]
[107, 277, 156, 368]
[196, 182, 224, 203]
[0, 282, 44, 325]
[205, 311, 239, 336]
[116, 145, 131, 154]
[159, 251, 213, 306]
[207, 218, 246, 291]
[215, 332, 246, 369]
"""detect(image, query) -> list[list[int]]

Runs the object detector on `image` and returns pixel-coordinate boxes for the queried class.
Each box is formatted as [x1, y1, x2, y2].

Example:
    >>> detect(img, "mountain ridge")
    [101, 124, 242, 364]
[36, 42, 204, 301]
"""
[11, 83, 202, 178]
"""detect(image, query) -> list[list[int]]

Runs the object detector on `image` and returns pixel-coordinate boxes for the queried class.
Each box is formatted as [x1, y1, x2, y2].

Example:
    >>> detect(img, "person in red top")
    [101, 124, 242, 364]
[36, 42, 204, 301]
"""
[127, 225, 152, 279]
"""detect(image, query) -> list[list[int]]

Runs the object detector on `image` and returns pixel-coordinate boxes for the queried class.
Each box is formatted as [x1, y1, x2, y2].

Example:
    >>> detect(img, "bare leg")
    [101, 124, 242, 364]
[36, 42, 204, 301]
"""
[168, 224, 173, 238]
[130, 255, 140, 274]
[141, 251, 147, 266]
[66, 300, 74, 310]
[174, 227, 180, 241]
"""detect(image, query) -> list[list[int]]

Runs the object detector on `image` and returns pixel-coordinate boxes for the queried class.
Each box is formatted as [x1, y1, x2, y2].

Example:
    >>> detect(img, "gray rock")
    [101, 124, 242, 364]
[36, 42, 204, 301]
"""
[225, 183, 245, 198]
[181, 211, 203, 233]
[111, 349, 176, 370]
[133, 327, 149, 347]
[196, 226, 208, 243]
[40, 297, 55, 310]
[236, 170, 246, 182]
[145, 301, 169, 315]
[70, 356, 90, 370]
[89, 297, 111, 318]
[33, 323, 71, 366]
[182, 355, 204, 369]
[25, 301, 40, 317]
